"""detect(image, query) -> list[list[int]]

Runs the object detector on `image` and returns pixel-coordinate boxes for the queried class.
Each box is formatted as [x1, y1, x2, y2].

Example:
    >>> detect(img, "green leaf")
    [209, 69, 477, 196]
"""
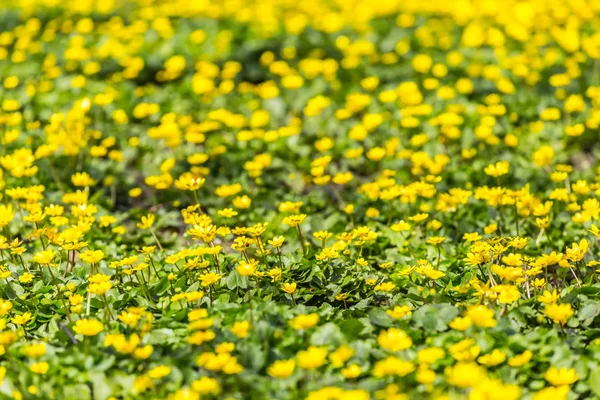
[578, 303, 600, 326]
[352, 299, 370, 310]
[311, 322, 344, 346]
[63, 384, 91, 400]
[147, 328, 177, 345]
[589, 365, 600, 397]
[88, 371, 112, 400]
[32, 280, 44, 292]
[368, 309, 393, 328]
[565, 286, 600, 302]
[338, 319, 365, 340]
[240, 342, 266, 372]
[226, 269, 247, 290]
[94, 355, 116, 372]
[412, 304, 459, 332]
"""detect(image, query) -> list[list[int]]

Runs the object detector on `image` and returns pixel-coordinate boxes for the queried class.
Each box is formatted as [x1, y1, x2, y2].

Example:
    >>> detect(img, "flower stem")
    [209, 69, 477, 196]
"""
[296, 226, 307, 256]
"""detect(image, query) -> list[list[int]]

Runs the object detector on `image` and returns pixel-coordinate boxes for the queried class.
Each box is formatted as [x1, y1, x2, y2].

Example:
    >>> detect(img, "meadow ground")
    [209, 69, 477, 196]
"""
[0, 0, 600, 399]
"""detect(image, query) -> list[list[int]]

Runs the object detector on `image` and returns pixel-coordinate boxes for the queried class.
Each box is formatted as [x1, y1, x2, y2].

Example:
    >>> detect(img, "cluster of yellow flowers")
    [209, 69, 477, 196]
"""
[1, 0, 600, 398]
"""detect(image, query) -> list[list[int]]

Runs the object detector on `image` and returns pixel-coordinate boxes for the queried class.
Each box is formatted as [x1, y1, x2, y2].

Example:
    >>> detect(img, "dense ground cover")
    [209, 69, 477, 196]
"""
[1, 0, 600, 398]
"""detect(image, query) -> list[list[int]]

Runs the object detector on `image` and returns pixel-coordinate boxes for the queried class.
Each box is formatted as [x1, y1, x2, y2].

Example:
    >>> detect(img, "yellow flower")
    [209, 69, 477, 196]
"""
[416, 366, 435, 384]
[129, 188, 143, 198]
[341, 364, 361, 379]
[80, 250, 105, 264]
[72, 318, 104, 336]
[19, 273, 34, 284]
[386, 305, 412, 319]
[335, 293, 349, 301]
[463, 232, 482, 242]
[236, 260, 257, 277]
[215, 343, 235, 354]
[29, 362, 49, 375]
[24, 343, 46, 358]
[232, 195, 252, 209]
[484, 161, 510, 178]
[71, 172, 97, 187]
[0, 205, 15, 228]
[133, 375, 153, 393]
[477, 349, 506, 366]
[174, 173, 205, 191]
[533, 145, 555, 167]
[545, 366, 579, 386]
[417, 347, 445, 365]
[538, 290, 559, 304]
[589, 224, 600, 237]
[533, 386, 570, 400]
[544, 303, 574, 325]
[495, 285, 520, 304]
[470, 378, 521, 400]
[313, 231, 332, 241]
[136, 214, 155, 229]
[566, 239, 588, 262]
[218, 208, 238, 218]
[365, 207, 380, 218]
[391, 220, 411, 232]
[88, 274, 112, 295]
[508, 350, 533, 367]
[147, 365, 171, 380]
[412, 54, 432, 73]
[409, 213, 429, 223]
[134, 345, 154, 359]
[169, 388, 198, 400]
[374, 282, 396, 292]
[267, 359, 295, 378]
[199, 272, 222, 287]
[0, 331, 16, 346]
[377, 328, 412, 352]
[268, 236, 285, 248]
[325, 345, 352, 368]
[282, 214, 306, 227]
[449, 339, 481, 361]
[191, 376, 220, 395]
[230, 321, 251, 338]
[187, 330, 216, 345]
[11, 312, 32, 325]
[372, 356, 415, 377]
[484, 223, 498, 234]
[281, 282, 297, 294]
[33, 249, 55, 264]
[445, 362, 487, 388]
[466, 305, 497, 328]
[297, 346, 328, 369]
[278, 201, 303, 213]
[427, 236, 446, 245]
[0, 299, 13, 316]
[289, 313, 319, 330]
